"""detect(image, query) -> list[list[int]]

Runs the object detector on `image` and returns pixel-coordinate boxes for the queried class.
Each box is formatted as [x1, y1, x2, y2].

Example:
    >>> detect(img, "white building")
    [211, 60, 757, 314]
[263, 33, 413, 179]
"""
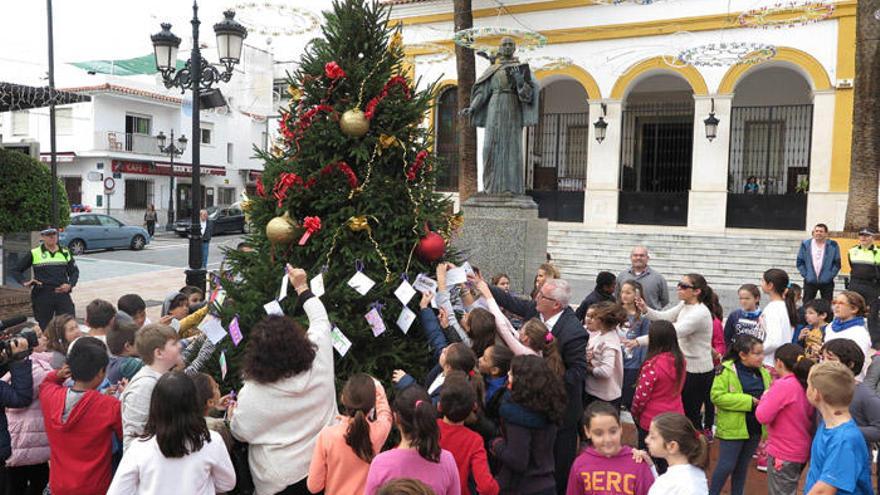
[1, 48, 274, 228]
[392, 0, 856, 233]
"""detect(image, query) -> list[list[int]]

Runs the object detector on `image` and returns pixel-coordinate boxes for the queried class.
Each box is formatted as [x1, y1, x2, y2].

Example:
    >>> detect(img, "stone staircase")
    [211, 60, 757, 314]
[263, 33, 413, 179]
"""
[546, 224, 844, 309]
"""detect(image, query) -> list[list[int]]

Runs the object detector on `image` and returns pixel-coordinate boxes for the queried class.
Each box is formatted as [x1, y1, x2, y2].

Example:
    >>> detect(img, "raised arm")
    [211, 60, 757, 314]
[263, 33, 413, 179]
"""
[488, 285, 535, 319]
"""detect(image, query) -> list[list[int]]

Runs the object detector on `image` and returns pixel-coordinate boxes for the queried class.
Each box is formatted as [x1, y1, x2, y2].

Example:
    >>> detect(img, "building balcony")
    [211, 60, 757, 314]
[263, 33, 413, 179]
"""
[94, 131, 163, 156]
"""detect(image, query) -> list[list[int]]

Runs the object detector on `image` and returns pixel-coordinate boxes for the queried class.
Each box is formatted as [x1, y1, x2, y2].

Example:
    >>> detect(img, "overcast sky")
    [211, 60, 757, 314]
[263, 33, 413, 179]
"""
[1, 0, 336, 87]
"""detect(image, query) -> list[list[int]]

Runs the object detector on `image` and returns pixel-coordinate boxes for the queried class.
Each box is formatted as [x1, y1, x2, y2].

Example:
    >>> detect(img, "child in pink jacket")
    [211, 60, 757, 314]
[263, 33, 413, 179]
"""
[4, 327, 53, 494]
[755, 344, 816, 495]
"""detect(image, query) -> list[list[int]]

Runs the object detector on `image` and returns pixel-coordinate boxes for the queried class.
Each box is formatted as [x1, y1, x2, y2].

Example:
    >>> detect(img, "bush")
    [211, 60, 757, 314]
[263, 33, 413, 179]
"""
[0, 148, 69, 234]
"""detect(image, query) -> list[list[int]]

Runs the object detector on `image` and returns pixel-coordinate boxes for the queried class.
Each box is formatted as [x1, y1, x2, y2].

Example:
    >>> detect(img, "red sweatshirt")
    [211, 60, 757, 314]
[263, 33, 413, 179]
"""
[631, 353, 685, 431]
[39, 370, 123, 495]
[437, 419, 499, 495]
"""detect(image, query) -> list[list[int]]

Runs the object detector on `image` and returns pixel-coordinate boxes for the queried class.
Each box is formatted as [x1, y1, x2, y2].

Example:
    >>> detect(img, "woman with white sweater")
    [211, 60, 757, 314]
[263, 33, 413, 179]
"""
[230, 266, 336, 495]
[628, 273, 714, 432]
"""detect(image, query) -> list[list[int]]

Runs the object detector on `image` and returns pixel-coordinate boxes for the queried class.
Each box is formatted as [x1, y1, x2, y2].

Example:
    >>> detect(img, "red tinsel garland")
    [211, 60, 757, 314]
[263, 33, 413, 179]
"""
[272, 172, 304, 208]
[320, 161, 359, 189]
[279, 104, 335, 153]
[255, 177, 266, 198]
[406, 150, 429, 181]
[364, 76, 412, 121]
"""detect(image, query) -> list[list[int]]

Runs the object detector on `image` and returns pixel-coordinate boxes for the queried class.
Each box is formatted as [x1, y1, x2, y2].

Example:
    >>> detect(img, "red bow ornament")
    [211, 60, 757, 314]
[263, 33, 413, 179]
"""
[299, 216, 322, 245]
[324, 61, 346, 80]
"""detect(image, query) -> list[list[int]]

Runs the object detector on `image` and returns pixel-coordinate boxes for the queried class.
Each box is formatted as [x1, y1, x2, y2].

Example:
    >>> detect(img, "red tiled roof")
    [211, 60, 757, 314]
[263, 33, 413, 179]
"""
[60, 83, 183, 105]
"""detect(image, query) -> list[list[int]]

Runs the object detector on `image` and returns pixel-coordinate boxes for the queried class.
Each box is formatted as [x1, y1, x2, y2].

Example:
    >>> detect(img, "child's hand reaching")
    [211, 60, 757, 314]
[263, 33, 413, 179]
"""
[217, 393, 235, 411]
[631, 449, 654, 465]
[419, 291, 433, 309]
[438, 307, 450, 329]
[57, 364, 72, 381]
[392, 369, 407, 384]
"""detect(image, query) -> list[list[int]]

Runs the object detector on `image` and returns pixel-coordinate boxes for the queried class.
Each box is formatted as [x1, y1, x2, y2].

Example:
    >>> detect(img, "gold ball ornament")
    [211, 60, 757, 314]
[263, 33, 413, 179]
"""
[340, 109, 370, 137]
[347, 215, 371, 232]
[266, 212, 300, 245]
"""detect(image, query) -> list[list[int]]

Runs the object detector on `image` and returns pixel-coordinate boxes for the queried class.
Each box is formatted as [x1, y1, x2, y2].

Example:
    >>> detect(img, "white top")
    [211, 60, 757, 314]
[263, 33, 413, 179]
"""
[637, 302, 714, 373]
[585, 329, 623, 401]
[759, 301, 794, 368]
[486, 298, 536, 357]
[541, 311, 562, 331]
[824, 323, 873, 381]
[230, 297, 337, 495]
[107, 431, 235, 495]
[120, 366, 164, 452]
[648, 464, 708, 495]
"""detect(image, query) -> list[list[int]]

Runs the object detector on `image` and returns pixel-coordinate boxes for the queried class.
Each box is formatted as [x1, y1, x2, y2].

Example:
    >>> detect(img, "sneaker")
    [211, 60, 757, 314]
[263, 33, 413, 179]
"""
[756, 456, 768, 472]
[701, 428, 714, 443]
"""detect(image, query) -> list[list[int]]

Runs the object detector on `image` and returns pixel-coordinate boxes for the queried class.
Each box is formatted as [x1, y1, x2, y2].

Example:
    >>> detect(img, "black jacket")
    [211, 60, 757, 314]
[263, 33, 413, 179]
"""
[201, 220, 214, 243]
[574, 289, 615, 322]
[494, 392, 558, 494]
[489, 285, 588, 429]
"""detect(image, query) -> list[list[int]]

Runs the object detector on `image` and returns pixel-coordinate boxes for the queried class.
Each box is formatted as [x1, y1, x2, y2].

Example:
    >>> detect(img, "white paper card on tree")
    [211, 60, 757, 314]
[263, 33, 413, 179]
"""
[219, 351, 228, 380]
[445, 267, 467, 288]
[397, 307, 416, 334]
[462, 262, 475, 276]
[412, 274, 438, 294]
[347, 271, 376, 296]
[279, 274, 289, 301]
[310, 273, 325, 297]
[330, 326, 352, 357]
[201, 315, 228, 345]
[365, 308, 386, 337]
[169, 318, 181, 332]
[394, 280, 417, 305]
[264, 299, 284, 316]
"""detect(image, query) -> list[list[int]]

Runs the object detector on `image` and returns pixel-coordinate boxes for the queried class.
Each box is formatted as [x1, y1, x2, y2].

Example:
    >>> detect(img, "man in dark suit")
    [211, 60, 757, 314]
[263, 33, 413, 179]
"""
[489, 277, 588, 495]
[199, 209, 214, 269]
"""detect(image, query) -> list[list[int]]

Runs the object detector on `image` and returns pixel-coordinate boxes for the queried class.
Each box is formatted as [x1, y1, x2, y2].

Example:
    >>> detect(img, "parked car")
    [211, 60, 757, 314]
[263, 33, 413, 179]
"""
[174, 203, 248, 238]
[60, 213, 151, 255]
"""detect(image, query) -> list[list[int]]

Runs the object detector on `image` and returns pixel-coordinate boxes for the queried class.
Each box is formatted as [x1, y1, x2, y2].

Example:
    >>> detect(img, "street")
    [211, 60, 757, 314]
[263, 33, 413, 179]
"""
[75, 232, 244, 283]
[69, 232, 244, 320]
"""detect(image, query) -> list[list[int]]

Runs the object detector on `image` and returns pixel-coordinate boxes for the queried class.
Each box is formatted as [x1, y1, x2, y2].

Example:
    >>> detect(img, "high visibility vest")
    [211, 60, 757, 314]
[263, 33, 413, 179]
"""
[849, 245, 879, 281]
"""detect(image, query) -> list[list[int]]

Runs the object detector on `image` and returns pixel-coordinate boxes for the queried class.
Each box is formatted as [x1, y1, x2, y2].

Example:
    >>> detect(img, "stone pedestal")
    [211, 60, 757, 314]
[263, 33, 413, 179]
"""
[455, 193, 548, 294]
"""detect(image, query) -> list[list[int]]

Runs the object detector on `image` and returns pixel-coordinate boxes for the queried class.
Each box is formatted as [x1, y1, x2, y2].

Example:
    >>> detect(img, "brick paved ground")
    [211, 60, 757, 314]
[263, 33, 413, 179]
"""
[71, 267, 186, 323]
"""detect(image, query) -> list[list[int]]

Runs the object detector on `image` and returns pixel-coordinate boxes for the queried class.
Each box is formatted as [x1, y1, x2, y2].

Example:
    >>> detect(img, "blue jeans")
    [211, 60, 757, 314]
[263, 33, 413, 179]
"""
[709, 436, 761, 495]
[201, 241, 210, 269]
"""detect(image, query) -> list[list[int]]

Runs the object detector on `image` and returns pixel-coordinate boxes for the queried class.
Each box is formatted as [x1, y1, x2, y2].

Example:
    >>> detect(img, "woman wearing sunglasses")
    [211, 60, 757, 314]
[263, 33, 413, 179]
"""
[626, 273, 715, 433]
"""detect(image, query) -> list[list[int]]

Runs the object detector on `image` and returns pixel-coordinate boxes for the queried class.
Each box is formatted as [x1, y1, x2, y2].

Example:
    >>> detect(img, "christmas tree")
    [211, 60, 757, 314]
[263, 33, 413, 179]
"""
[212, 0, 461, 389]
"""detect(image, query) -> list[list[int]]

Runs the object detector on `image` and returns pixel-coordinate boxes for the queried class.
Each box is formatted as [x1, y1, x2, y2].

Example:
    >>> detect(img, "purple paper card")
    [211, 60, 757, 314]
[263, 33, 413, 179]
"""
[229, 316, 243, 346]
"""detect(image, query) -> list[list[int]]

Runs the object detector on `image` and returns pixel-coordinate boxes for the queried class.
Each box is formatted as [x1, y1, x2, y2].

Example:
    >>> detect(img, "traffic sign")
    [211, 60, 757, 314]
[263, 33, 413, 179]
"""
[103, 177, 116, 192]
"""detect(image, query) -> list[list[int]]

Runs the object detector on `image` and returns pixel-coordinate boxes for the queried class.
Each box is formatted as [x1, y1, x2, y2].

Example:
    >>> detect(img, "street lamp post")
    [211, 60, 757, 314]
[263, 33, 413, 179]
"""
[151, 2, 246, 291]
[156, 130, 188, 231]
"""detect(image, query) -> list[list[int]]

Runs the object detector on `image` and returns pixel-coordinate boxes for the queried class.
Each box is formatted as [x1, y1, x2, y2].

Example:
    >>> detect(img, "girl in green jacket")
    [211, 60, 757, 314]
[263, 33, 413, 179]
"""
[708, 335, 772, 495]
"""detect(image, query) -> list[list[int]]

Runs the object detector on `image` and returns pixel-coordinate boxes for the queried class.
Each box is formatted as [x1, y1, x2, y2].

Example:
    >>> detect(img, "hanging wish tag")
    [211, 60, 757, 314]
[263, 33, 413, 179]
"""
[462, 261, 475, 276]
[347, 262, 376, 296]
[397, 307, 416, 334]
[394, 279, 417, 305]
[201, 315, 228, 345]
[365, 307, 387, 337]
[229, 316, 243, 346]
[170, 318, 181, 332]
[412, 273, 438, 294]
[330, 326, 353, 356]
[264, 299, 284, 316]
[310, 273, 326, 298]
[279, 272, 290, 301]
[219, 351, 228, 381]
[445, 267, 467, 288]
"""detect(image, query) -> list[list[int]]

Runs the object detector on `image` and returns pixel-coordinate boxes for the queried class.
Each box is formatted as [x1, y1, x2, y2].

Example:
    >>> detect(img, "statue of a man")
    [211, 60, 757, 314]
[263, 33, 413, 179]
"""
[462, 37, 540, 195]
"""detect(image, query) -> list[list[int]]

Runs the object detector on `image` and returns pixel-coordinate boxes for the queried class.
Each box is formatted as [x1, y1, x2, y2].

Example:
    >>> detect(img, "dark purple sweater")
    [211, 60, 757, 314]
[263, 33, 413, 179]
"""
[493, 394, 558, 494]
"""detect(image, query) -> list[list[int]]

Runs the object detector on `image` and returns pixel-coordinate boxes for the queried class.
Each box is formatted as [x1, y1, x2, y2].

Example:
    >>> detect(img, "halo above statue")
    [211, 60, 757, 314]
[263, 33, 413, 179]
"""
[677, 42, 777, 67]
[737, 1, 835, 29]
[524, 55, 574, 71]
[452, 27, 547, 54]
[233, 1, 320, 37]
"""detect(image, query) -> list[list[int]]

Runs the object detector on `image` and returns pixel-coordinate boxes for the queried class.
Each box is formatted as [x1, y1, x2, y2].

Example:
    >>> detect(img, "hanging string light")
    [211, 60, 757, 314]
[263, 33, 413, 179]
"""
[737, 1, 835, 29]
[452, 26, 547, 53]
[233, 2, 319, 37]
[524, 55, 574, 71]
[677, 42, 777, 67]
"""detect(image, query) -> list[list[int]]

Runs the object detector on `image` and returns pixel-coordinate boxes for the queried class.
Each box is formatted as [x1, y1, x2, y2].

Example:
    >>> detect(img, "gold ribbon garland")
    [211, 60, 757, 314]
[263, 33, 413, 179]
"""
[324, 215, 393, 282]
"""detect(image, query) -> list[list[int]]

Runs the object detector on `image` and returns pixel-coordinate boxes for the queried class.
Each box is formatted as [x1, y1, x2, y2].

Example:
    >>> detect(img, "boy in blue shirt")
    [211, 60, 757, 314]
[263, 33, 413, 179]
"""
[805, 361, 873, 495]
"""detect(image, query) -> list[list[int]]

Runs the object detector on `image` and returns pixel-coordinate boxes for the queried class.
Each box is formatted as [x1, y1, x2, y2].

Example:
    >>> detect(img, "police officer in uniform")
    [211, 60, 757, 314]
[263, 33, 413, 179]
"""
[13, 227, 79, 329]
[847, 227, 880, 346]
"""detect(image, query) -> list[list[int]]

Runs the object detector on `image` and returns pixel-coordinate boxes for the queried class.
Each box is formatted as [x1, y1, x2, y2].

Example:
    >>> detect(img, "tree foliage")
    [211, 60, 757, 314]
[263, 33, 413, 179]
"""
[210, 0, 460, 389]
[0, 148, 69, 234]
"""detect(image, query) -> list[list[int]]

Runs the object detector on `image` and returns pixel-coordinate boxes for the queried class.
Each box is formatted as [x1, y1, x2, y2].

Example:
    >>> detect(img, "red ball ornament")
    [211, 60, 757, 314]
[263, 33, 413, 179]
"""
[416, 227, 446, 263]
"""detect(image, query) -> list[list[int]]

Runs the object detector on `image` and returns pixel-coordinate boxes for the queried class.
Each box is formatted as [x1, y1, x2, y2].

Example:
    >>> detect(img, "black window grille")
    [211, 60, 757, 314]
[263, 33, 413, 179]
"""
[619, 101, 694, 193]
[728, 105, 813, 195]
[124, 179, 152, 210]
[434, 87, 459, 192]
[526, 112, 590, 192]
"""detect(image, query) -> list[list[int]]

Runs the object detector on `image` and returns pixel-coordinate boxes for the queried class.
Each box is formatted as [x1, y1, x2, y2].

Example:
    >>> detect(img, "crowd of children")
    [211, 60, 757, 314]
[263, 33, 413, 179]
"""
[3, 249, 880, 495]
